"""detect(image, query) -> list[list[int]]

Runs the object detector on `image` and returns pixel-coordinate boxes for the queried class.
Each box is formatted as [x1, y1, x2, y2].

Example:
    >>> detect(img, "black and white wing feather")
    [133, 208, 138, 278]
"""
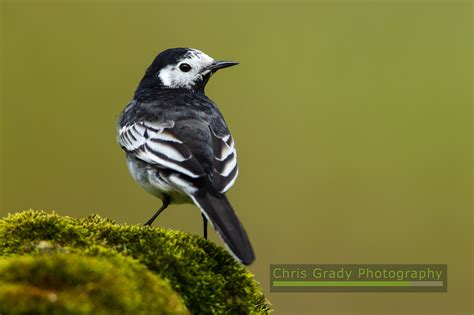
[119, 121, 206, 179]
[119, 121, 239, 194]
[210, 127, 238, 193]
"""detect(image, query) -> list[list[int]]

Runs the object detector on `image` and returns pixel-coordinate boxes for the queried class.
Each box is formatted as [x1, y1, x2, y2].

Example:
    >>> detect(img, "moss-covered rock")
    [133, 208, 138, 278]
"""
[0, 210, 271, 314]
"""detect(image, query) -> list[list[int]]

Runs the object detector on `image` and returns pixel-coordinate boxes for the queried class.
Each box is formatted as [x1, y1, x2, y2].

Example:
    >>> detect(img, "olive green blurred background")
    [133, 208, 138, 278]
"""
[1, 1, 472, 314]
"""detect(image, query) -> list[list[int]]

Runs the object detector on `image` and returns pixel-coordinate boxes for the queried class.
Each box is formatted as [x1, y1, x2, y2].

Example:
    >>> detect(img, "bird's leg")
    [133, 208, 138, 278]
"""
[144, 195, 171, 226]
[202, 213, 208, 239]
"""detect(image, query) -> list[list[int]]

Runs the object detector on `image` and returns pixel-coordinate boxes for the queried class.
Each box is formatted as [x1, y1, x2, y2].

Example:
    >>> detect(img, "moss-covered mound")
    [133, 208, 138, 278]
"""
[0, 253, 188, 315]
[0, 210, 271, 314]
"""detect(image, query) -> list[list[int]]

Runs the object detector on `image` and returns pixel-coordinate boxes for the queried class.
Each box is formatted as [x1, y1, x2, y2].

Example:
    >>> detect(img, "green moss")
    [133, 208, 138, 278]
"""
[0, 254, 188, 315]
[0, 210, 271, 314]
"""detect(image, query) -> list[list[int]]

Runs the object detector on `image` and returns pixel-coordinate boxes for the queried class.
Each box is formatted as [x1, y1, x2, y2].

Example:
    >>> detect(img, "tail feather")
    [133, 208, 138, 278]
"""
[190, 193, 255, 265]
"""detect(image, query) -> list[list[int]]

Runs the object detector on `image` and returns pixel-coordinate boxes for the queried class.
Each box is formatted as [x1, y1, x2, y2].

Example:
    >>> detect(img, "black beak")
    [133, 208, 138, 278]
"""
[208, 60, 239, 72]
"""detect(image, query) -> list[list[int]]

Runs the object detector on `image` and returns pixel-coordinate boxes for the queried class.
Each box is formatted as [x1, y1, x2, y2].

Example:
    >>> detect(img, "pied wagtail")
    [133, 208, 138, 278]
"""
[118, 48, 255, 265]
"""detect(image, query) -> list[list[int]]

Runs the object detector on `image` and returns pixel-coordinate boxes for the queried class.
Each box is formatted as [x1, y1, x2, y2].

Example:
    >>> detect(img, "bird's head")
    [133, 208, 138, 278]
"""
[137, 48, 238, 93]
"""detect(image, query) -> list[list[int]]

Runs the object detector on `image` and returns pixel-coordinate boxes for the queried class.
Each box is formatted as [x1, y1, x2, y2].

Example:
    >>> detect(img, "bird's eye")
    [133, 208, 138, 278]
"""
[179, 63, 192, 72]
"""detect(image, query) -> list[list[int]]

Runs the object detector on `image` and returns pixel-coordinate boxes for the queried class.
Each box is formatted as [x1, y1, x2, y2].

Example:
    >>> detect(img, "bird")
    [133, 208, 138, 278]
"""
[117, 48, 255, 265]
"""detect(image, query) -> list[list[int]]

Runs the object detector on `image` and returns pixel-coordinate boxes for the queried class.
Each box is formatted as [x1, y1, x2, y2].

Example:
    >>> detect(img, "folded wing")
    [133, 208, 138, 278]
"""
[119, 121, 206, 179]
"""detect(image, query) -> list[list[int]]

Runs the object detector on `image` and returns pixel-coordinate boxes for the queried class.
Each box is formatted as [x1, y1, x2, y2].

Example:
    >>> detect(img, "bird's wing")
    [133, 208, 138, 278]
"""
[119, 121, 206, 179]
[209, 127, 238, 193]
[119, 120, 238, 193]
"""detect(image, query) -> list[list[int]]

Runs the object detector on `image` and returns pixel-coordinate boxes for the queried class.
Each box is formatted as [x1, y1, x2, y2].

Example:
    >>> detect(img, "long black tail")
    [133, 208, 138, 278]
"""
[191, 193, 255, 265]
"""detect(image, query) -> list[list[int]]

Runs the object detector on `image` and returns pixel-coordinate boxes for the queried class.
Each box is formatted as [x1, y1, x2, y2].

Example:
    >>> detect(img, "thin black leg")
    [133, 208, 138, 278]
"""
[144, 195, 171, 226]
[202, 213, 208, 239]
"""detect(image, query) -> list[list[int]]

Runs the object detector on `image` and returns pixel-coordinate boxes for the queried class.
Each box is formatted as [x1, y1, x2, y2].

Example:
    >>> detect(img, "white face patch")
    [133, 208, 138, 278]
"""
[158, 49, 214, 89]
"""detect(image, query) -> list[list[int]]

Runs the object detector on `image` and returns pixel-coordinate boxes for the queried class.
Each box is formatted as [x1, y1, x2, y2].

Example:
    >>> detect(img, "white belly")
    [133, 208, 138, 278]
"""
[126, 156, 192, 204]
